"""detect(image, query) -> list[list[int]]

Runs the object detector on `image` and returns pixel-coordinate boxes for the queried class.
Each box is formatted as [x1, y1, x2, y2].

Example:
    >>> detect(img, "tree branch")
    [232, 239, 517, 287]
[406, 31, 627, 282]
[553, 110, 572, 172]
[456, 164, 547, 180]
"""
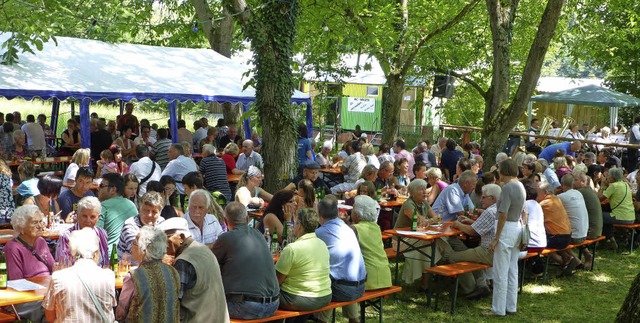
[400, 0, 481, 76]
[435, 68, 488, 99]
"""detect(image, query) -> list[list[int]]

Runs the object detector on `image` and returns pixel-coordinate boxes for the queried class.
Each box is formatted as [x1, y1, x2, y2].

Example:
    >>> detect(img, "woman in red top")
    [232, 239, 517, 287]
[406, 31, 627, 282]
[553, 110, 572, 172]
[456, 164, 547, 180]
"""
[221, 142, 243, 175]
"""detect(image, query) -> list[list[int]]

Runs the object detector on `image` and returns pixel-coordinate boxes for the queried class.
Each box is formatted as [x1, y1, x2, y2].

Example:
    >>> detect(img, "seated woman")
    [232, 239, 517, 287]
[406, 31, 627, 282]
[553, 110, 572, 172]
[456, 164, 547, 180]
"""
[598, 167, 635, 247]
[116, 226, 180, 322]
[0, 160, 13, 224]
[222, 142, 243, 175]
[259, 190, 296, 243]
[426, 167, 448, 206]
[361, 143, 380, 169]
[44, 228, 116, 323]
[61, 148, 91, 194]
[199, 127, 219, 152]
[147, 179, 182, 219]
[22, 174, 62, 217]
[389, 158, 410, 191]
[235, 166, 272, 208]
[275, 208, 332, 311]
[113, 124, 137, 163]
[341, 164, 378, 198]
[109, 145, 129, 175]
[15, 161, 39, 205]
[123, 173, 140, 205]
[393, 179, 441, 290]
[5, 205, 54, 322]
[295, 179, 317, 209]
[60, 118, 81, 155]
[12, 129, 27, 159]
[554, 156, 571, 181]
[352, 195, 392, 291]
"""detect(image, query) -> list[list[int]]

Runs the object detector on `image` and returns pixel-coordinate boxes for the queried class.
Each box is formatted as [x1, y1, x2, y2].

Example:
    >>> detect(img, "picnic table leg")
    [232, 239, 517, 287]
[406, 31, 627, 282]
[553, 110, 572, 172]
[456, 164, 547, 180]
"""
[379, 296, 383, 323]
[519, 258, 526, 293]
[451, 276, 460, 314]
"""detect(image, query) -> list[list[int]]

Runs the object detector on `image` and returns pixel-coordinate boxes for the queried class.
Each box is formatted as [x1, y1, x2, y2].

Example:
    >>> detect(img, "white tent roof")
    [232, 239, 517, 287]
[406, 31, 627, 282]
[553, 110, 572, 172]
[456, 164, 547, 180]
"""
[0, 33, 310, 103]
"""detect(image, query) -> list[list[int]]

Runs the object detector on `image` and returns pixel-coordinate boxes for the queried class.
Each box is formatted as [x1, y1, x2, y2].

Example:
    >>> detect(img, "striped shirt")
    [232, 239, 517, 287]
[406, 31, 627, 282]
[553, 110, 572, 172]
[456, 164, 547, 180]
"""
[43, 259, 117, 322]
[117, 216, 165, 261]
[153, 138, 172, 170]
[56, 223, 109, 267]
[183, 213, 223, 245]
[199, 155, 232, 202]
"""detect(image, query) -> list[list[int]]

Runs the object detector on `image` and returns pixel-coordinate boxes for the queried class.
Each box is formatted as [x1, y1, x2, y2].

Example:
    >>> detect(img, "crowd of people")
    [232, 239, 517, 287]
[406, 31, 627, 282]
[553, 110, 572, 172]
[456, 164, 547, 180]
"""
[1, 107, 638, 321]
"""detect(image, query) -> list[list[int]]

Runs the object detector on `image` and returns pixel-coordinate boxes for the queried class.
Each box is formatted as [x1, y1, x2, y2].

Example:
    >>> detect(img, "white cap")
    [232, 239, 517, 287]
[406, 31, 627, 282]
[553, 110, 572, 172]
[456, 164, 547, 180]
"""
[157, 217, 192, 238]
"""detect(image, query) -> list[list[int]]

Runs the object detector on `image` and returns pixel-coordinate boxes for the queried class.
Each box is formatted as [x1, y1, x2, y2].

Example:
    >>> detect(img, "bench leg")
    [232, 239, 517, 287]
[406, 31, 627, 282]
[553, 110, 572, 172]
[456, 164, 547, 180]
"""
[519, 258, 527, 294]
[378, 296, 383, 323]
[630, 229, 636, 254]
[591, 243, 598, 271]
[331, 308, 336, 323]
[393, 241, 401, 286]
[360, 301, 365, 323]
[543, 255, 551, 284]
[451, 276, 459, 315]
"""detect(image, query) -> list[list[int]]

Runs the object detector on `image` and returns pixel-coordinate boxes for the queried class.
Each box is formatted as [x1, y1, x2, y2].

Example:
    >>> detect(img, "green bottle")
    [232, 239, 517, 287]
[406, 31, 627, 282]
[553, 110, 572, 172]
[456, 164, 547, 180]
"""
[282, 222, 289, 244]
[110, 244, 118, 272]
[271, 233, 279, 255]
[411, 208, 418, 231]
[0, 251, 7, 289]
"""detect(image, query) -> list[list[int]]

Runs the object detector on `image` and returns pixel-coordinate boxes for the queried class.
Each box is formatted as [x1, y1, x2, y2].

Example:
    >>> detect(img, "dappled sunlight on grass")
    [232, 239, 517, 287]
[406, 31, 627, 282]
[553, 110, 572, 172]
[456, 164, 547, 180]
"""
[523, 284, 562, 295]
[590, 273, 612, 283]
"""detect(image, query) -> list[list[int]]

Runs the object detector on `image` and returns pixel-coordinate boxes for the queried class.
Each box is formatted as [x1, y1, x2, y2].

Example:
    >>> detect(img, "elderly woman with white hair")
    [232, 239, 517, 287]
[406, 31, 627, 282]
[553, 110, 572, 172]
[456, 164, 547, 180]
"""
[316, 141, 333, 168]
[5, 205, 54, 280]
[352, 195, 392, 291]
[116, 226, 180, 322]
[393, 179, 442, 290]
[12, 129, 27, 158]
[43, 227, 117, 323]
[598, 167, 635, 246]
[595, 126, 613, 151]
[56, 196, 110, 267]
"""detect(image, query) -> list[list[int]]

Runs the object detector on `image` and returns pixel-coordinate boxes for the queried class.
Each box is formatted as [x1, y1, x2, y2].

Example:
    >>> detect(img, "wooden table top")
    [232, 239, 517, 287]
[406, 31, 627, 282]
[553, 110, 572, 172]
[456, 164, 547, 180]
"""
[319, 167, 342, 175]
[6, 156, 72, 167]
[378, 197, 407, 208]
[0, 273, 124, 307]
[384, 223, 461, 241]
[227, 174, 242, 182]
[0, 231, 61, 245]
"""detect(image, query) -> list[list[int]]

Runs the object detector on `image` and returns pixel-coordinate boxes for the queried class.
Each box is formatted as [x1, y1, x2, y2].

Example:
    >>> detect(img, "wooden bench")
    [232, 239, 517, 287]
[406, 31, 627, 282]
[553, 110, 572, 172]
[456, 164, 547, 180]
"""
[424, 261, 492, 314]
[0, 309, 17, 323]
[613, 223, 640, 253]
[535, 236, 605, 283]
[385, 247, 397, 259]
[229, 286, 402, 323]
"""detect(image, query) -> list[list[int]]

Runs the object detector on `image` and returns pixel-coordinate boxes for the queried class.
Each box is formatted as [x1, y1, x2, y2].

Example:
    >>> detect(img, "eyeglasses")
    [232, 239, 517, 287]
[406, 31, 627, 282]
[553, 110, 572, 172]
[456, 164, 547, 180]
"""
[99, 183, 112, 189]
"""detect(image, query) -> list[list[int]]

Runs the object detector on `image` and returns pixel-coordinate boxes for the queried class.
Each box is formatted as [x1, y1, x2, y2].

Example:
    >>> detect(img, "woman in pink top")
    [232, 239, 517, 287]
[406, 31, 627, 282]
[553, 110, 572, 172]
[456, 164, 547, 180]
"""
[426, 167, 449, 206]
[4, 205, 54, 280]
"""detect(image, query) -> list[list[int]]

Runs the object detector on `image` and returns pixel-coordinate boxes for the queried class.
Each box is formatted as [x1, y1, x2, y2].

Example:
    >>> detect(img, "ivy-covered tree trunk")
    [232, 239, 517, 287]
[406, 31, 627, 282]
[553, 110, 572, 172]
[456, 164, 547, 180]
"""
[617, 271, 640, 322]
[230, 0, 300, 192]
[381, 74, 405, 144]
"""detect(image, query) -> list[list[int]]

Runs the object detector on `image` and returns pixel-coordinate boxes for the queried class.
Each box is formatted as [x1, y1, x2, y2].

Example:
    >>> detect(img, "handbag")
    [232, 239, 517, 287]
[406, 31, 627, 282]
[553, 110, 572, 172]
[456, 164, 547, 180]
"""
[519, 208, 531, 251]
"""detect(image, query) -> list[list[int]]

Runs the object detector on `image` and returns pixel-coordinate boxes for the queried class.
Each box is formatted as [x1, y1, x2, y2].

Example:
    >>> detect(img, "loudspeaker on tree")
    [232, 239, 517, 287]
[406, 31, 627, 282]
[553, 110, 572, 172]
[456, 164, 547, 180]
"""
[432, 75, 454, 98]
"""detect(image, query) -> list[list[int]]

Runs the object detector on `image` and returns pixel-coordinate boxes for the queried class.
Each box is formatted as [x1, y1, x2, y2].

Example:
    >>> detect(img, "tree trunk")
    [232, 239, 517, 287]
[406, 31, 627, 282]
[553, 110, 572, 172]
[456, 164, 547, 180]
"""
[191, 0, 233, 57]
[617, 271, 640, 322]
[381, 74, 405, 144]
[221, 102, 242, 126]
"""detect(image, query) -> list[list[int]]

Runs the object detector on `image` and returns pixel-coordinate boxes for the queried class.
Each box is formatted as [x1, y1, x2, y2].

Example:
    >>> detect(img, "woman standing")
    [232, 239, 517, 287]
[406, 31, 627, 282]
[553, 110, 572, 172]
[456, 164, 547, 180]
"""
[113, 125, 137, 163]
[61, 148, 90, 194]
[60, 118, 81, 155]
[489, 159, 526, 317]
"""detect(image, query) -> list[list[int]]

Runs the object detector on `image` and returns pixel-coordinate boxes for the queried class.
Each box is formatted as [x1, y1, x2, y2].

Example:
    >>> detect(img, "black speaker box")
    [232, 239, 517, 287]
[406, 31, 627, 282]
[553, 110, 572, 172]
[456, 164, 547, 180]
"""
[433, 75, 453, 98]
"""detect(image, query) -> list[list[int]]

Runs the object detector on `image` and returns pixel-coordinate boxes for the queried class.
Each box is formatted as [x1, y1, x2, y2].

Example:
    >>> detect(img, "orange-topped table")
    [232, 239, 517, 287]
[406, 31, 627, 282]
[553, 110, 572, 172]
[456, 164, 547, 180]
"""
[6, 156, 72, 167]
[319, 167, 342, 175]
[378, 197, 407, 208]
[0, 274, 125, 307]
[384, 223, 461, 286]
[227, 174, 242, 183]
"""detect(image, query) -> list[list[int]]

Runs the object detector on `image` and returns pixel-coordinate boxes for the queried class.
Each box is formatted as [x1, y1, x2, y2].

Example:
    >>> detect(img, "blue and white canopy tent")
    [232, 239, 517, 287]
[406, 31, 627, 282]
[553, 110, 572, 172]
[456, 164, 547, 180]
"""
[0, 33, 312, 147]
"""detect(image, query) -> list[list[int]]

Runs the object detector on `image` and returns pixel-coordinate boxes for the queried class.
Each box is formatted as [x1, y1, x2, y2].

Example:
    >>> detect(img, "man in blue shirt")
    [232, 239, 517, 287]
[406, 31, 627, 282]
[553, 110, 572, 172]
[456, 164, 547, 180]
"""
[538, 141, 582, 163]
[432, 170, 477, 222]
[315, 197, 366, 323]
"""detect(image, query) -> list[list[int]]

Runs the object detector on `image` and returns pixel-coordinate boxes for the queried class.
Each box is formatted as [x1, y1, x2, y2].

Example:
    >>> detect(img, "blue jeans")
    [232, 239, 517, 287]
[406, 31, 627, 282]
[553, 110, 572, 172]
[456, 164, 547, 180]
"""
[331, 280, 365, 302]
[227, 299, 279, 320]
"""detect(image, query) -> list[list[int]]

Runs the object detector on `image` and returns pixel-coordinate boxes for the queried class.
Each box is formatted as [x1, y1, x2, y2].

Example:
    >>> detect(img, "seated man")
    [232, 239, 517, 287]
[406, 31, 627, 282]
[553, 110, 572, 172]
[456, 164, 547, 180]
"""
[97, 173, 138, 254]
[57, 167, 95, 221]
[128, 144, 162, 197]
[236, 140, 263, 171]
[443, 184, 501, 299]
[275, 208, 332, 311]
[199, 144, 233, 202]
[182, 171, 226, 230]
[536, 182, 572, 250]
[56, 196, 109, 267]
[161, 143, 199, 201]
[341, 140, 367, 184]
[212, 202, 280, 320]
[556, 174, 589, 275]
[314, 197, 367, 323]
[159, 218, 230, 322]
[432, 170, 477, 221]
[116, 192, 166, 260]
[284, 160, 330, 193]
[183, 189, 224, 249]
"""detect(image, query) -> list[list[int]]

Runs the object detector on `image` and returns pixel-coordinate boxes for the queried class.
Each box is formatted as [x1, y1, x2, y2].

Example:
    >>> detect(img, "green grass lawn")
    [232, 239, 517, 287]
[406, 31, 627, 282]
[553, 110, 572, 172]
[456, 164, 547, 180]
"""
[349, 248, 637, 322]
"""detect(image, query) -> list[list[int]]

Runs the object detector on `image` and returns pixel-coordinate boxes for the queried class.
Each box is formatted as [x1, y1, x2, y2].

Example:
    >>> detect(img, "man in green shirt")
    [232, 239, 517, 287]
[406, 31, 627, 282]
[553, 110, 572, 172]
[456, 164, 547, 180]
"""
[97, 173, 138, 254]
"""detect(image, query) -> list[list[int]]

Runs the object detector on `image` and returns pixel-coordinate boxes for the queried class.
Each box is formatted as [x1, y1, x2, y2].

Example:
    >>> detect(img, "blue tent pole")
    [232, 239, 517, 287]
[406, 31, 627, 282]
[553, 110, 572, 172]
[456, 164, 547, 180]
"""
[169, 101, 178, 144]
[79, 98, 91, 149]
[242, 103, 251, 140]
[305, 100, 313, 138]
[119, 100, 125, 117]
[50, 98, 60, 136]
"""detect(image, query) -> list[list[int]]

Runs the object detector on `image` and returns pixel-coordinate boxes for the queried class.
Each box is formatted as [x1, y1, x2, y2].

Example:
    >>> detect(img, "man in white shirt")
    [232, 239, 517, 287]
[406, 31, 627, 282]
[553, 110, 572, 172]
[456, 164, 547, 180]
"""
[236, 140, 263, 171]
[128, 145, 162, 197]
[21, 114, 46, 151]
[556, 174, 589, 276]
[192, 120, 208, 150]
[161, 144, 198, 196]
[133, 125, 156, 147]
